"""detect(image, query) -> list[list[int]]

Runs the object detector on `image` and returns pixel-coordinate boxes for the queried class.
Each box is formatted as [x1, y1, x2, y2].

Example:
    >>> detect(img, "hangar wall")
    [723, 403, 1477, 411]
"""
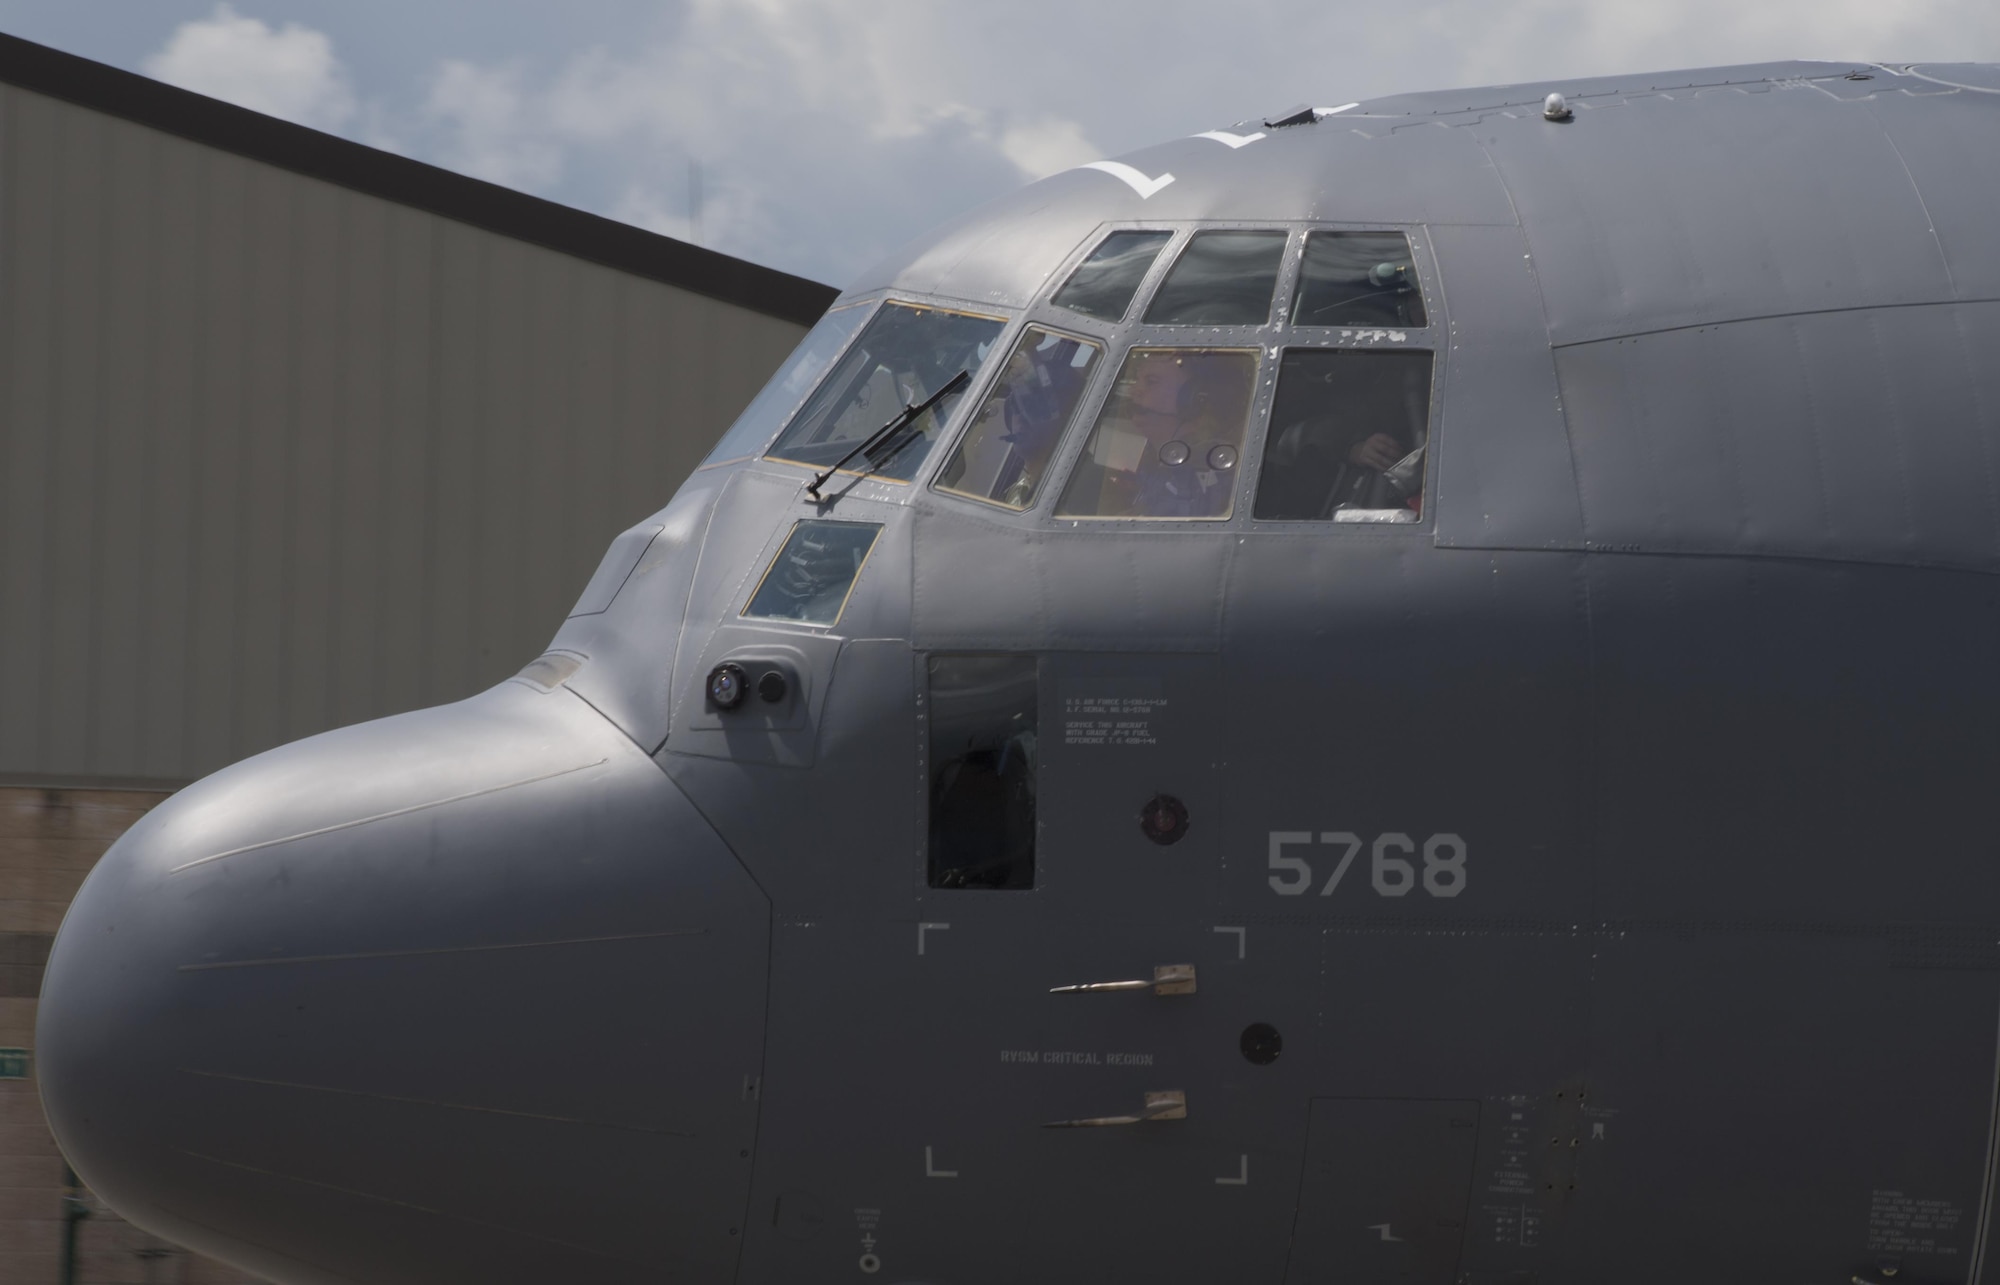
[0, 31, 834, 1285]
[0, 81, 820, 787]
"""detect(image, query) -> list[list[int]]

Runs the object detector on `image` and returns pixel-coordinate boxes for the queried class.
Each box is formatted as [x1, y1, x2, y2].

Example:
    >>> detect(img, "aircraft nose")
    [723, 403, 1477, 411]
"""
[37, 683, 770, 1285]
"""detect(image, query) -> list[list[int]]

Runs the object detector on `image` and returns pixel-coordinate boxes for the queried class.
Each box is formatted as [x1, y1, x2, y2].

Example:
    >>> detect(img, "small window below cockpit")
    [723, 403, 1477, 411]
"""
[1292, 232, 1427, 328]
[1055, 347, 1258, 520]
[1051, 230, 1173, 322]
[1143, 230, 1288, 326]
[742, 520, 882, 626]
[928, 654, 1037, 890]
[766, 301, 1004, 481]
[935, 328, 1103, 510]
[1254, 349, 1434, 522]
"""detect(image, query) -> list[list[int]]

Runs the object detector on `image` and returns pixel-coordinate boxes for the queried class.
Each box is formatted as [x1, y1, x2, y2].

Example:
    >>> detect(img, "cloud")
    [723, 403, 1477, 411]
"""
[139, 0, 2000, 288]
[143, 4, 355, 132]
[422, 60, 563, 189]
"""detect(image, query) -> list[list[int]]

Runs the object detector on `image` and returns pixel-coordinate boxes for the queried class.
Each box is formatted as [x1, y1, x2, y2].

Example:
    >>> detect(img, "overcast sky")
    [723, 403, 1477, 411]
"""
[1, 2, 1996, 287]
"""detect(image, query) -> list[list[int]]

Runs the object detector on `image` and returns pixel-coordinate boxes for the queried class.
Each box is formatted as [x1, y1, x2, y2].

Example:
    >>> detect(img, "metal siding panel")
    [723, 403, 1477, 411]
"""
[1489, 85, 1954, 345]
[233, 161, 297, 762]
[1557, 302, 2000, 569]
[561, 260, 619, 599]
[473, 233, 531, 679]
[135, 130, 206, 778]
[182, 146, 250, 778]
[0, 86, 53, 774]
[42, 99, 110, 772]
[326, 189, 390, 731]
[0, 88, 810, 782]
[284, 180, 344, 744]
[423, 221, 482, 705]
[372, 204, 435, 721]
[89, 111, 161, 778]
[519, 248, 576, 654]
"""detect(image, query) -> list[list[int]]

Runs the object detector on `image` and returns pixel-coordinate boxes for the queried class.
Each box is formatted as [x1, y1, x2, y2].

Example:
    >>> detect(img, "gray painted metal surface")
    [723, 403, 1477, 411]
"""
[36, 60, 2000, 1285]
[0, 82, 813, 786]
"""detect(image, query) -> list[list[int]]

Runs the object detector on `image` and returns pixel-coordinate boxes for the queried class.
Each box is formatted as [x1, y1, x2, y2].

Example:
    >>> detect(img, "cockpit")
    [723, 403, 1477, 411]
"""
[698, 223, 1438, 527]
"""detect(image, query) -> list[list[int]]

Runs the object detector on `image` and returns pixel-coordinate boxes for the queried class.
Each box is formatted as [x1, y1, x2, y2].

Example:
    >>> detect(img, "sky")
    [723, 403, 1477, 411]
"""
[0, 2, 1996, 287]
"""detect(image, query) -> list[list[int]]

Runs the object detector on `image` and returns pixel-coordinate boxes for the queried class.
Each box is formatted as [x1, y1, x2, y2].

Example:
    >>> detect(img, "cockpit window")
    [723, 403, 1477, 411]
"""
[766, 301, 1004, 481]
[742, 520, 882, 626]
[1054, 347, 1258, 520]
[934, 328, 1103, 510]
[1254, 349, 1433, 522]
[701, 302, 873, 467]
[1051, 231, 1173, 322]
[1292, 232, 1427, 328]
[1143, 230, 1288, 326]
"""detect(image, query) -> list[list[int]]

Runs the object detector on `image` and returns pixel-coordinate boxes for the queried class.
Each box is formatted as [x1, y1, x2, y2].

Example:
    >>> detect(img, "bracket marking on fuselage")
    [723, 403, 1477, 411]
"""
[1076, 161, 1176, 199]
[1216, 1154, 1249, 1185]
[925, 1146, 958, 1178]
[918, 922, 949, 956]
[1213, 925, 1246, 959]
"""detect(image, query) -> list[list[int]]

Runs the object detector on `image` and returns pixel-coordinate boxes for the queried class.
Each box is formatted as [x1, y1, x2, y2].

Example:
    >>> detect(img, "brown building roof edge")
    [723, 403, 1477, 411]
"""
[0, 31, 839, 327]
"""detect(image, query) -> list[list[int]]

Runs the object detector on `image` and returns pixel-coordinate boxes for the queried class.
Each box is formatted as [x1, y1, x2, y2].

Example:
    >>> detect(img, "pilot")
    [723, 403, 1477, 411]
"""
[991, 338, 1087, 505]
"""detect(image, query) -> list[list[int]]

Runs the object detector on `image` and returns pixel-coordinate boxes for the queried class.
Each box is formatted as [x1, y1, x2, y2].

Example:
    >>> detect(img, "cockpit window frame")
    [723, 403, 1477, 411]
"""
[912, 221, 1446, 535]
[759, 294, 1014, 486]
[697, 292, 884, 472]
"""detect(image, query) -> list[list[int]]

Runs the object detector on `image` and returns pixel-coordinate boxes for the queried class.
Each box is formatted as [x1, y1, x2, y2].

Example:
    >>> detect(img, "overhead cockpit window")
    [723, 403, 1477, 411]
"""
[934, 328, 1103, 510]
[742, 520, 882, 626]
[928, 655, 1037, 890]
[1143, 230, 1289, 326]
[700, 301, 873, 467]
[1292, 232, 1428, 328]
[1254, 349, 1434, 522]
[766, 301, 1004, 481]
[1051, 230, 1173, 322]
[1054, 347, 1258, 520]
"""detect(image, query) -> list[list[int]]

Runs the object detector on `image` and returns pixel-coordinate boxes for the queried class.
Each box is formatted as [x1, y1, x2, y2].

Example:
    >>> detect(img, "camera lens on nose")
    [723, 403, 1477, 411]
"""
[707, 663, 747, 710]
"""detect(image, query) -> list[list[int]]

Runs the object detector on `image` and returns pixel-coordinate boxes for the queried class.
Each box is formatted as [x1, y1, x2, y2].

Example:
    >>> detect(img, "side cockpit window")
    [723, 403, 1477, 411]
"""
[935, 328, 1103, 510]
[701, 302, 872, 467]
[1055, 348, 1257, 520]
[766, 301, 1004, 481]
[928, 655, 1037, 890]
[1254, 349, 1434, 522]
[1052, 231, 1173, 322]
[1144, 230, 1288, 326]
[1293, 232, 1427, 328]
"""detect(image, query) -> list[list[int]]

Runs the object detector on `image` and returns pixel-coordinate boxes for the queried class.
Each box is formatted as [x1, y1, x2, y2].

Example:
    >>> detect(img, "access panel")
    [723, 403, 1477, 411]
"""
[1286, 1097, 1481, 1284]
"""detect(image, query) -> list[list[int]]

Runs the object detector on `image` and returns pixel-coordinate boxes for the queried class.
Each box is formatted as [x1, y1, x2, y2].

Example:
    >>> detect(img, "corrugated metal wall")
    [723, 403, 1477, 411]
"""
[0, 84, 810, 785]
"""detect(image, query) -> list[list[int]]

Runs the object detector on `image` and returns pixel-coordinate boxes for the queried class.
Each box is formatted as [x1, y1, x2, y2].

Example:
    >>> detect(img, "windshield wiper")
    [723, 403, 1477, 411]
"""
[806, 368, 971, 501]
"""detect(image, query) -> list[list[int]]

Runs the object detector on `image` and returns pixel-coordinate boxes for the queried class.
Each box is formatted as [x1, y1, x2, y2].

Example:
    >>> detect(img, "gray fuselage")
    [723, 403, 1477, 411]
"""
[38, 59, 2000, 1285]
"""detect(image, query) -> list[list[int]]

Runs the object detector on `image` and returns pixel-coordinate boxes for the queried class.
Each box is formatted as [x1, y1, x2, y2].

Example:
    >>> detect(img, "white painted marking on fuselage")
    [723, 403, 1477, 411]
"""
[925, 1146, 958, 1178]
[1216, 1154, 1249, 1185]
[1213, 925, 1246, 959]
[918, 922, 949, 955]
[1078, 160, 1176, 199]
[1370, 1224, 1403, 1242]
[1591, 1122, 1604, 1140]
[1194, 130, 1265, 149]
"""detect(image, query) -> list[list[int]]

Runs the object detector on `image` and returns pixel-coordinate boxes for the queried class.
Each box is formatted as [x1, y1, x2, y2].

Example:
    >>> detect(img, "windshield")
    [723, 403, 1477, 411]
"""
[700, 302, 874, 468]
[766, 301, 1005, 481]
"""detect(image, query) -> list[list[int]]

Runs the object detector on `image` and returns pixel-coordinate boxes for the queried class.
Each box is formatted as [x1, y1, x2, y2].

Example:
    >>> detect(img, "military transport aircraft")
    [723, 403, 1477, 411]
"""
[37, 59, 2000, 1285]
